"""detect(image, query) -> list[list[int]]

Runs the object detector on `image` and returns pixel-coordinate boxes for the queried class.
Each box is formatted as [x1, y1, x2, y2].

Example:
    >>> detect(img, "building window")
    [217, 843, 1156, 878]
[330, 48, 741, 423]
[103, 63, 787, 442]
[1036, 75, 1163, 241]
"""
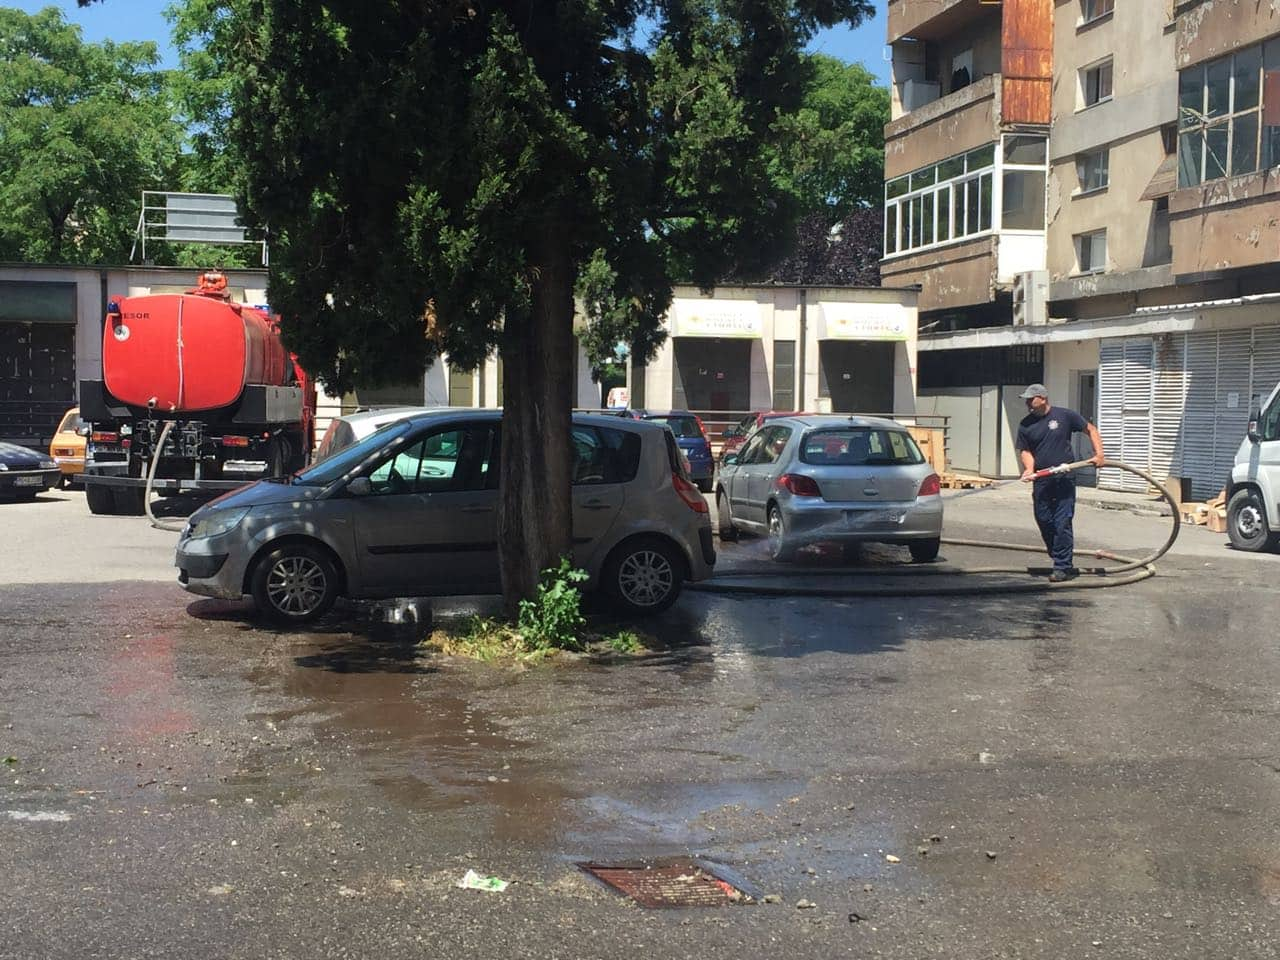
[883, 134, 1047, 257]
[1081, 59, 1113, 108]
[883, 144, 995, 256]
[1076, 149, 1110, 193]
[1177, 40, 1280, 187]
[1080, 0, 1113, 25]
[1075, 230, 1107, 274]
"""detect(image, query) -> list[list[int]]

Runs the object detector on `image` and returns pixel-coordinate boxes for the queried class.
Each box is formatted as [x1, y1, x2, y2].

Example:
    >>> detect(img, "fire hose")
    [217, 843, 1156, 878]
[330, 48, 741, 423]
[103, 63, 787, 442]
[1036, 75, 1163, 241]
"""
[689, 459, 1179, 597]
[144, 420, 189, 533]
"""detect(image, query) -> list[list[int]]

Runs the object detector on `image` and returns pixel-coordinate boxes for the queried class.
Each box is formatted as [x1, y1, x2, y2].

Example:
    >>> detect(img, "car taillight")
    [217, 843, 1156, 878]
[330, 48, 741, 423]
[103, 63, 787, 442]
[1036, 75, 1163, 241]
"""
[90, 431, 118, 443]
[918, 473, 941, 497]
[221, 435, 250, 447]
[672, 472, 709, 513]
[778, 473, 822, 497]
[695, 416, 708, 440]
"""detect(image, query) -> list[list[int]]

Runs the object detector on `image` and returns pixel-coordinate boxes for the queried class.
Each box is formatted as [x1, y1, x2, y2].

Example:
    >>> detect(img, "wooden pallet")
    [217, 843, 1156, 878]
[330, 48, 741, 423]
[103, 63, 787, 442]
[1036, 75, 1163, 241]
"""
[939, 474, 996, 490]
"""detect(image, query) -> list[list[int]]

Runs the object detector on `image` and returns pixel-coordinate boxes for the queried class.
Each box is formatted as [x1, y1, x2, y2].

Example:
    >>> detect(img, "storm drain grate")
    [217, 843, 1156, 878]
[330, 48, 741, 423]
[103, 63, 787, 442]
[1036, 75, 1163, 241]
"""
[578, 859, 751, 908]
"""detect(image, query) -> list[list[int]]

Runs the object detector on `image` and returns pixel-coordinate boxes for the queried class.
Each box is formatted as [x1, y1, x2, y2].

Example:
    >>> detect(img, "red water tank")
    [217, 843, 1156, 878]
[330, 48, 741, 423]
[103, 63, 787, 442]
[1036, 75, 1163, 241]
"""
[102, 288, 292, 414]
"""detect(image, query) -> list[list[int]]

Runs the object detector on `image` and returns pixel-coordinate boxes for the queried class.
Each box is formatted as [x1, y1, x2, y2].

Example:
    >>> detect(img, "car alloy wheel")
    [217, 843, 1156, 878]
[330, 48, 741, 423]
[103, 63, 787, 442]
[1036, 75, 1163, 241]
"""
[716, 491, 738, 542]
[251, 543, 340, 624]
[604, 537, 686, 616]
[768, 505, 795, 562]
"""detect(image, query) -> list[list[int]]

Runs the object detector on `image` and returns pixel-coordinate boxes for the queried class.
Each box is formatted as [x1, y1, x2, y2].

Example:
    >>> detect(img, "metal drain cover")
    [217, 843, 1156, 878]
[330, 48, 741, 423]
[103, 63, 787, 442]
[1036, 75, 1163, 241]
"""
[579, 859, 751, 907]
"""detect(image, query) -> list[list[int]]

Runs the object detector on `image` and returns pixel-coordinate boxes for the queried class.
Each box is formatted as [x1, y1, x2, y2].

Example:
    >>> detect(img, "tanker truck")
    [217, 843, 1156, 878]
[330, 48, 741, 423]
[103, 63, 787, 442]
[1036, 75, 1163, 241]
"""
[79, 272, 316, 516]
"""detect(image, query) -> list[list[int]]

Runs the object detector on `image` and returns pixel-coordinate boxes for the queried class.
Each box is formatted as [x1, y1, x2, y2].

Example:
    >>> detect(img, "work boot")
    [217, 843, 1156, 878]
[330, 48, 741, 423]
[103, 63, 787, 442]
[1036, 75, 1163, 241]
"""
[1048, 568, 1072, 583]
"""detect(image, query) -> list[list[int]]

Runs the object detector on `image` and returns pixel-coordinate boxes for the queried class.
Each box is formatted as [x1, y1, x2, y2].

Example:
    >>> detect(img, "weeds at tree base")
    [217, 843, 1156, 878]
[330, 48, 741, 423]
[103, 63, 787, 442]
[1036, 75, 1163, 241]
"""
[420, 558, 653, 662]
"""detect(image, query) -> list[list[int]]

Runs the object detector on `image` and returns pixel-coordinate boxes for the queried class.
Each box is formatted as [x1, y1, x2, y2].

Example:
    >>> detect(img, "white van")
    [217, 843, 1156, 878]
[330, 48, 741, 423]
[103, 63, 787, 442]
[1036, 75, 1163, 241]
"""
[1227, 382, 1280, 552]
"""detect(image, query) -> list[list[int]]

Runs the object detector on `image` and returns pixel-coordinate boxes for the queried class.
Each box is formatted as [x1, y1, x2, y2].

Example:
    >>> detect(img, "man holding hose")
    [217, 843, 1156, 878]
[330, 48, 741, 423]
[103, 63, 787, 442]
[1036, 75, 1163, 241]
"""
[1015, 384, 1106, 582]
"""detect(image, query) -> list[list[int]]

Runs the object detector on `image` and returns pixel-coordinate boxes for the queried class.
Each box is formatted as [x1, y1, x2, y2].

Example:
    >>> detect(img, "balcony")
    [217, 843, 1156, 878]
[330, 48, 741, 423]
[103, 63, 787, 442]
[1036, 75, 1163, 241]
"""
[888, 0, 990, 45]
[886, 75, 999, 179]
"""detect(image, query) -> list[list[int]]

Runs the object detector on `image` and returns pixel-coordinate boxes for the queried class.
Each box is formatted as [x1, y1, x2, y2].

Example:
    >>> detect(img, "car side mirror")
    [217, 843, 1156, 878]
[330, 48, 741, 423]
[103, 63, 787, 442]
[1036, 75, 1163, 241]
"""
[1247, 403, 1262, 443]
[722, 453, 739, 466]
[347, 476, 373, 497]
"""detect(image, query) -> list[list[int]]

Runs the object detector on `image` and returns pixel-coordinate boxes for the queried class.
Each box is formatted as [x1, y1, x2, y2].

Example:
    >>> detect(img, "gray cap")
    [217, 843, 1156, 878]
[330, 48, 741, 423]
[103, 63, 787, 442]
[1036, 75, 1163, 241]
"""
[1019, 383, 1048, 399]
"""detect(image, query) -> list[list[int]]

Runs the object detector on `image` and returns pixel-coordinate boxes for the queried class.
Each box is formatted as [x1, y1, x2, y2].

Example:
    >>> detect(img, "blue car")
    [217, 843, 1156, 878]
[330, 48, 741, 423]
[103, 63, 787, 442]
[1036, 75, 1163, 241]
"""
[639, 410, 714, 492]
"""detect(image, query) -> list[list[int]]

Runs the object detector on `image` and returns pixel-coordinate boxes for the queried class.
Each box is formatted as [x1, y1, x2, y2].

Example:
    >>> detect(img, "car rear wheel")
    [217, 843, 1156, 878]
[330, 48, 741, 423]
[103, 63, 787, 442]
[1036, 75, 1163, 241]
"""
[602, 537, 686, 616]
[251, 542, 340, 624]
[1227, 489, 1274, 552]
[909, 538, 941, 563]
[767, 505, 796, 562]
[696, 477, 713, 494]
[716, 491, 738, 542]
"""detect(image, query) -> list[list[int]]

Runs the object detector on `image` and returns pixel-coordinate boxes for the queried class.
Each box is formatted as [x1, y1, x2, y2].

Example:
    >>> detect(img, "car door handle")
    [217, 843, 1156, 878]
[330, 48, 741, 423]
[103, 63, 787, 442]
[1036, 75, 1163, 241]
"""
[460, 504, 493, 513]
[581, 499, 613, 510]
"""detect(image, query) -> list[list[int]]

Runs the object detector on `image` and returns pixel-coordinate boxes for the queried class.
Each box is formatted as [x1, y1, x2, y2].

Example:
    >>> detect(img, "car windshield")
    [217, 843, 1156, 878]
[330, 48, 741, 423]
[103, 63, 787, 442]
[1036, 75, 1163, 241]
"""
[58, 410, 87, 432]
[799, 428, 924, 466]
[294, 419, 415, 485]
[647, 415, 701, 439]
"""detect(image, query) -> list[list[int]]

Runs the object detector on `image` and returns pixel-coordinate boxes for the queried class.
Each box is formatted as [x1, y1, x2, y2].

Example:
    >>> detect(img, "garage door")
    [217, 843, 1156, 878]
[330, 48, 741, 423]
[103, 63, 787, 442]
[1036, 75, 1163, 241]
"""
[1097, 338, 1153, 492]
[0, 281, 77, 447]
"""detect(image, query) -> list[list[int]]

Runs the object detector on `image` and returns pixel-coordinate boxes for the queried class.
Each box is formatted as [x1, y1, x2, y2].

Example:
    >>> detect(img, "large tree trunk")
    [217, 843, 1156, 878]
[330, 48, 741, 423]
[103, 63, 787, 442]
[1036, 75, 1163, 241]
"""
[497, 236, 575, 618]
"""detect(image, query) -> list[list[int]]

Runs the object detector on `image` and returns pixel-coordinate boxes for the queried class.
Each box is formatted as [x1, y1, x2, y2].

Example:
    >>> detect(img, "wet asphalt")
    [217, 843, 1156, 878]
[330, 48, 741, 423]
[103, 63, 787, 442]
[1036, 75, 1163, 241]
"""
[2, 491, 1279, 958]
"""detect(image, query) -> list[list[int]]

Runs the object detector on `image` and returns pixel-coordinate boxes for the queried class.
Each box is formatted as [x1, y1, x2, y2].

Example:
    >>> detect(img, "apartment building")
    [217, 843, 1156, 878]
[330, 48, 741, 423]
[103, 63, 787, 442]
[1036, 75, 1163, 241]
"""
[886, 0, 1280, 496]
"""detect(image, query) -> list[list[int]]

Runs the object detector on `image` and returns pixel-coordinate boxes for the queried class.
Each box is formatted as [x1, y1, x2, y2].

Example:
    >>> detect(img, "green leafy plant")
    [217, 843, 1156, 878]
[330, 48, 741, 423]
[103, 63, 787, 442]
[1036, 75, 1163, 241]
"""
[517, 557, 589, 652]
[604, 630, 643, 654]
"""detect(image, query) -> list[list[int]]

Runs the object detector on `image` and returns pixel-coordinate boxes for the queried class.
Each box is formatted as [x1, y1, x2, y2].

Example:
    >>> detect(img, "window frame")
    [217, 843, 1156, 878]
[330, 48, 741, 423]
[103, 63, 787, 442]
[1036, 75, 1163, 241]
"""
[1074, 229, 1108, 275]
[1079, 0, 1114, 27]
[1074, 148, 1110, 195]
[1080, 58, 1114, 110]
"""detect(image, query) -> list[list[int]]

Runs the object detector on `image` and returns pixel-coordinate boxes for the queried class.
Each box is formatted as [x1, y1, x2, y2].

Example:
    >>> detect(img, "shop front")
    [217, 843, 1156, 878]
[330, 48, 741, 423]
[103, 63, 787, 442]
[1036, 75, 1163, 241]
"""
[813, 298, 917, 416]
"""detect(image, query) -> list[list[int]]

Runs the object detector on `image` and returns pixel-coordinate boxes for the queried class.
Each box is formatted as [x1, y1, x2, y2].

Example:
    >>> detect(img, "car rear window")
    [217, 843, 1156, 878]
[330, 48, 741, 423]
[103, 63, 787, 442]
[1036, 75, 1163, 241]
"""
[645, 415, 702, 439]
[799, 428, 924, 466]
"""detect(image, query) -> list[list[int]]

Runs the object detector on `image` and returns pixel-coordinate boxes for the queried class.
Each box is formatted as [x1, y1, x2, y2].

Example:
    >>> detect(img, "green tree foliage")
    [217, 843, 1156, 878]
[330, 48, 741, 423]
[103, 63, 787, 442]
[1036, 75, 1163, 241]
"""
[169, 0, 873, 608]
[0, 7, 178, 263]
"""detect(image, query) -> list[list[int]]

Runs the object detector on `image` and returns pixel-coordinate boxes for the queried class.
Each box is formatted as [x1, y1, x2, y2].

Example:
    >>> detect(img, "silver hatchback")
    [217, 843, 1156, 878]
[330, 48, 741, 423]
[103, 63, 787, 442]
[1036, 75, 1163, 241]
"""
[176, 410, 715, 622]
[715, 415, 943, 562]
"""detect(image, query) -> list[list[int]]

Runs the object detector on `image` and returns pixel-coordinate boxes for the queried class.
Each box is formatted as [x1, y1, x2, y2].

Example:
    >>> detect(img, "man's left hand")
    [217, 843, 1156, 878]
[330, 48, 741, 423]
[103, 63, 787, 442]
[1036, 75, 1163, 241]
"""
[1090, 453, 1105, 467]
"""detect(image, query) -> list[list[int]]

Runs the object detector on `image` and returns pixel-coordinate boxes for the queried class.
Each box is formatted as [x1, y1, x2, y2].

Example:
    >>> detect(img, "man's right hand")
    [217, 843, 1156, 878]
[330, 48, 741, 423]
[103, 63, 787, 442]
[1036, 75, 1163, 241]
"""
[1020, 468, 1035, 482]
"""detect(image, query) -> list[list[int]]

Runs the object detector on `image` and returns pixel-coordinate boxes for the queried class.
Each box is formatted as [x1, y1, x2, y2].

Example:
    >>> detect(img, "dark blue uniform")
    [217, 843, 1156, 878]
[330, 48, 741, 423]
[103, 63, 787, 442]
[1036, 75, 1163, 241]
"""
[1016, 406, 1089, 571]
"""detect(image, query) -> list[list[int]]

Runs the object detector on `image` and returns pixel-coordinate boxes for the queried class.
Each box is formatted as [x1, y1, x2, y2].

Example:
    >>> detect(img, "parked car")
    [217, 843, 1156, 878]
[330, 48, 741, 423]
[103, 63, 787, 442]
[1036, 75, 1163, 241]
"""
[1227, 379, 1280, 552]
[0, 442, 61, 500]
[176, 410, 715, 623]
[49, 406, 88, 487]
[636, 410, 714, 492]
[715, 414, 942, 563]
[312, 406, 441, 465]
[719, 410, 806, 466]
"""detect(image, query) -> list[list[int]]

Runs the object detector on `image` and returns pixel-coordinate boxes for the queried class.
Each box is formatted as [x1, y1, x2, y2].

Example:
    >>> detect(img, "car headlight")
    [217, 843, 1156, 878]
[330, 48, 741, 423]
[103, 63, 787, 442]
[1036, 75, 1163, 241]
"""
[188, 507, 251, 540]
[40, 459, 57, 469]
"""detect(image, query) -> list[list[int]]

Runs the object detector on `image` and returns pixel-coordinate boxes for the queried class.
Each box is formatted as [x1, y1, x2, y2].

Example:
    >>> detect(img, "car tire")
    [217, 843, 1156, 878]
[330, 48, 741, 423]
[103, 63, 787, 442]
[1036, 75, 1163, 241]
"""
[716, 491, 738, 542]
[86, 484, 117, 515]
[602, 536, 687, 616]
[1227, 489, 1275, 552]
[767, 504, 796, 563]
[250, 542, 341, 625]
[909, 537, 941, 563]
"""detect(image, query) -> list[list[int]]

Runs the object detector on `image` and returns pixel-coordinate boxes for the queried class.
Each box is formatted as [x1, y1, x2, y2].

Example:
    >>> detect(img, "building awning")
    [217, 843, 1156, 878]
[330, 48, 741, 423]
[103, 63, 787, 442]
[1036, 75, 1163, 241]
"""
[1139, 154, 1178, 201]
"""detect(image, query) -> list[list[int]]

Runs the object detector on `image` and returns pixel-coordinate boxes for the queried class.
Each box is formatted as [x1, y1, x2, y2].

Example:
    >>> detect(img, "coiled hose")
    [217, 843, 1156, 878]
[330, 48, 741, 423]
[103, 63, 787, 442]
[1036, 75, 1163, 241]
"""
[689, 459, 1179, 598]
[145, 420, 189, 533]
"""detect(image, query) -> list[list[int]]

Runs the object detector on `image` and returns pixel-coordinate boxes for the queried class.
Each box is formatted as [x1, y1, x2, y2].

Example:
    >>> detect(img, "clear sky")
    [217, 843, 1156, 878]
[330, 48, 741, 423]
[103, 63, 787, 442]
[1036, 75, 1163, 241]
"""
[9, 1, 892, 82]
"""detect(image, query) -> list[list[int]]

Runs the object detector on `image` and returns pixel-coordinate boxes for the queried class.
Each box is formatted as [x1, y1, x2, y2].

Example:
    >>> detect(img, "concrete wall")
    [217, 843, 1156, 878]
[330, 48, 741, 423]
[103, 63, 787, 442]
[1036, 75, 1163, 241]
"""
[1170, 175, 1280, 274]
[1176, 0, 1280, 68]
[916, 388, 982, 472]
[1045, 339, 1099, 409]
[885, 77, 999, 177]
[881, 235, 997, 311]
[1047, 0, 1176, 288]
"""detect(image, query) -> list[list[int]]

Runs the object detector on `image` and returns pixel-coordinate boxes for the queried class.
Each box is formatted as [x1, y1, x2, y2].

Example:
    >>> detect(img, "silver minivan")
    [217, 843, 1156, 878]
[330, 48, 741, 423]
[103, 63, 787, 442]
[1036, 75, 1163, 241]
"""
[1228, 380, 1280, 552]
[176, 410, 715, 622]
[715, 415, 943, 562]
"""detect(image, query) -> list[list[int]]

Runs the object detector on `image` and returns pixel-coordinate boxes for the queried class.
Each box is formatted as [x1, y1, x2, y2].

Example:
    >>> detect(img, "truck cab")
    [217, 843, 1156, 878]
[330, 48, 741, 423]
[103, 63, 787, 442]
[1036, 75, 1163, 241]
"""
[1228, 381, 1280, 552]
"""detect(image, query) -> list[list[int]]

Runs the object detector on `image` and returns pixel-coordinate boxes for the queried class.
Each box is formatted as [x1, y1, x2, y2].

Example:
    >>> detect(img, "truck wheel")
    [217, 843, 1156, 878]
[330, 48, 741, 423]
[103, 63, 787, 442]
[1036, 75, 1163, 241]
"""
[113, 487, 147, 516]
[1227, 489, 1275, 552]
[250, 542, 340, 625]
[86, 484, 117, 515]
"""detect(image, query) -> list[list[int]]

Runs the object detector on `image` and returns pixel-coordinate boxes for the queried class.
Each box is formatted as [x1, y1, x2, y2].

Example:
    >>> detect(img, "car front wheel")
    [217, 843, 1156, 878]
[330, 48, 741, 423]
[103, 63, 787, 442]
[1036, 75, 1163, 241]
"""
[716, 490, 738, 542]
[250, 542, 340, 624]
[602, 537, 686, 616]
[1227, 489, 1274, 552]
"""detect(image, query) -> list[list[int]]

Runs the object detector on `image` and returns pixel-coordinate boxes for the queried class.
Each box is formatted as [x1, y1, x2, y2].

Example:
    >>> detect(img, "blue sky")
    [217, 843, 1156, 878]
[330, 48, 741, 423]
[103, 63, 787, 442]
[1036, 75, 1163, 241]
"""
[10, 1, 892, 82]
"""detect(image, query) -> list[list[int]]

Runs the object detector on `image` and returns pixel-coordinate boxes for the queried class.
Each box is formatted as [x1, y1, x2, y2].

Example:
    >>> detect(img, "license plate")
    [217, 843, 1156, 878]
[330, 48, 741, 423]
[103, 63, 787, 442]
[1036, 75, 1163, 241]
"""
[14, 475, 42, 487]
[847, 508, 904, 527]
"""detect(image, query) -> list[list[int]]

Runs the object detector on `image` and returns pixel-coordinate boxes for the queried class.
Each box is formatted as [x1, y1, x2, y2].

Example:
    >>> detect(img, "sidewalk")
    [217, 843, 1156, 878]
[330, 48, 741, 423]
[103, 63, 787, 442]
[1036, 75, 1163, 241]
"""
[947, 475, 1175, 518]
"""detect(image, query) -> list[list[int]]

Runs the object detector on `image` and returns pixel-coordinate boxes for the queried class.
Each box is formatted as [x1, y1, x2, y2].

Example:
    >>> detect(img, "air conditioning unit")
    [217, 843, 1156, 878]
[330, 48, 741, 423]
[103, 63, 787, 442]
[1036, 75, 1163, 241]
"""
[1012, 270, 1049, 326]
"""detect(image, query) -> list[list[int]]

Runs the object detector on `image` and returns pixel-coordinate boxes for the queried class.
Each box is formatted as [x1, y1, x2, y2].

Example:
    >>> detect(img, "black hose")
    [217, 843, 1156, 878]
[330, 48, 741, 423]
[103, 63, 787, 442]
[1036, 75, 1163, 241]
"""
[689, 459, 1178, 598]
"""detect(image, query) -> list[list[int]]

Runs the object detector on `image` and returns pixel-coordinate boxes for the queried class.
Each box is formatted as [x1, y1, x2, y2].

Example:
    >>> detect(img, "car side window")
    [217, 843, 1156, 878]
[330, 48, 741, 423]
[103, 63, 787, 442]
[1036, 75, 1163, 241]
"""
[737, 430, 770, 465]
[367, 426, 496, 495]
[571, 426, 642, 484]
[1262, 392, 1280, 442]
[759, 426, 792, 464]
